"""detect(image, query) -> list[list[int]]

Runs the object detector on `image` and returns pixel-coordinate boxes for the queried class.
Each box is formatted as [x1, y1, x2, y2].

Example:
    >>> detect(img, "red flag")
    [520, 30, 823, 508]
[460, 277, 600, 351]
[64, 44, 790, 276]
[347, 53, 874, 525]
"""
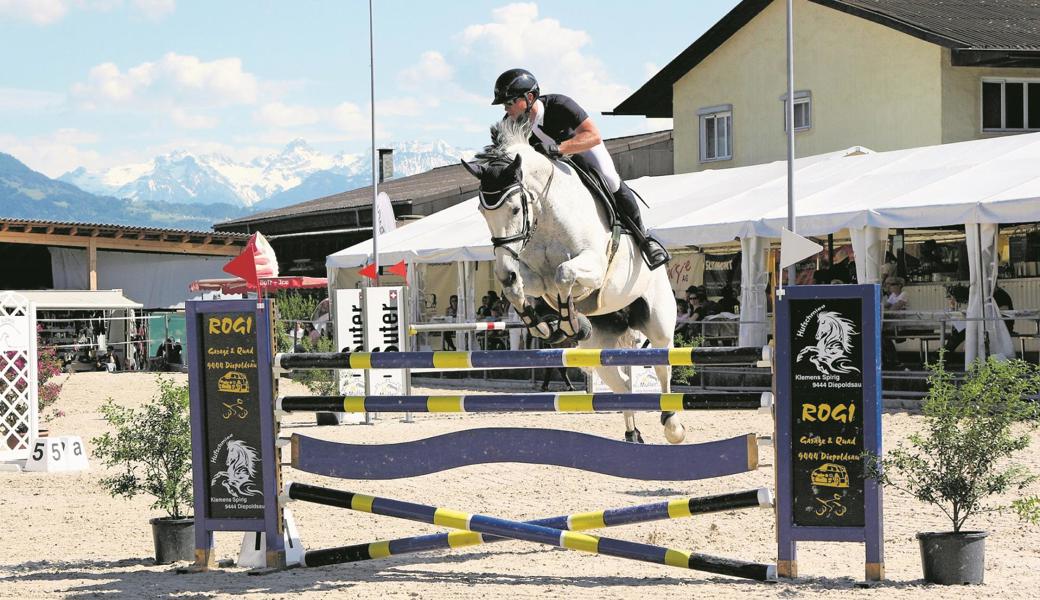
[224, 235, 261, 289]
[358, 263, 377, 280]
[387, 260, 407, 278]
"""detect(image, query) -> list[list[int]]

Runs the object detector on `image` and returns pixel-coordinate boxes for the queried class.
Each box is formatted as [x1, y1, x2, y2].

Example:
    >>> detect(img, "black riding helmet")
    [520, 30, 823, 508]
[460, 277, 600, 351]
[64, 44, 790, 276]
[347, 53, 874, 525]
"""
[492, 68, 539, 105]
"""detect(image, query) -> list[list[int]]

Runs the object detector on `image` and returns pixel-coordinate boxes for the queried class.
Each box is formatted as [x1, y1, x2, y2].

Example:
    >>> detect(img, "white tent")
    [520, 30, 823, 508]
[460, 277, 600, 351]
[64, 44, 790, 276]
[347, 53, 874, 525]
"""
[328, 132, 1040, 364]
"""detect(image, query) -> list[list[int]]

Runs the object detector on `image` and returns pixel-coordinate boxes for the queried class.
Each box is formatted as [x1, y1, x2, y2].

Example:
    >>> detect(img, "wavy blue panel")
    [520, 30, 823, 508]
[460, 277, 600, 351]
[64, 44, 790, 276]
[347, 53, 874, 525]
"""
[292, 428, 756, 481]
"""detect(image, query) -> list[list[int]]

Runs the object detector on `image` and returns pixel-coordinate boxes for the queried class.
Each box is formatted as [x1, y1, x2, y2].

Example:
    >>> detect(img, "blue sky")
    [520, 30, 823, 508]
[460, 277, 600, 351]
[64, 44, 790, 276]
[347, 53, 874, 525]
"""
[1, 0, 741, 177]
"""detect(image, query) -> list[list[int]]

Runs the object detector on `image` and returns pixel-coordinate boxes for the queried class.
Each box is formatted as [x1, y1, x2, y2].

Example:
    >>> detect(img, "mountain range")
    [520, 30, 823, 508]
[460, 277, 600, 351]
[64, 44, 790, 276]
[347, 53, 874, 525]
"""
[0, 139, 472, 230]
[59, 139, 470, 210]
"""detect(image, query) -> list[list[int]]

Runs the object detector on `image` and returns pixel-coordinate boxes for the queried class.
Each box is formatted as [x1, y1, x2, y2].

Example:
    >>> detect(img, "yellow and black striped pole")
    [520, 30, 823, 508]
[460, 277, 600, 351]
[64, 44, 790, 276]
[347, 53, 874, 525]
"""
[288, 482, 776, 581]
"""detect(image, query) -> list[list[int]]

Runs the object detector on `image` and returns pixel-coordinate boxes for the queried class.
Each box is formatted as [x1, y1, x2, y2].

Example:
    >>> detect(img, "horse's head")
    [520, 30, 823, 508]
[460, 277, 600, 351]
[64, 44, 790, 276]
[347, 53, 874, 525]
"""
[461, 118, 552, 301]
[815, 311, 857, 353]
[461, 153, 525, 249]
[461, 153, 527, 295]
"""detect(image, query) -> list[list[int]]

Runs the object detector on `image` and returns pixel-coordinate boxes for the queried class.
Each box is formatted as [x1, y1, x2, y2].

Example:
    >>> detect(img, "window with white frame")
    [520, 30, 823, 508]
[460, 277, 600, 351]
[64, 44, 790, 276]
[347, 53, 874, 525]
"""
[699, 104, 732, 162]
[781, 90, 812, 131]
[981, 78, 1040, 131]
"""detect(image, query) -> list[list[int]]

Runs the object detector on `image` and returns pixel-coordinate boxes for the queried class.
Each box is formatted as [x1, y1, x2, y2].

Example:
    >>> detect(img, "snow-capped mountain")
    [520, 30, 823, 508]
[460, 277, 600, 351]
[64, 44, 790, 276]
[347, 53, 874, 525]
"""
[58, 138, 471, 211]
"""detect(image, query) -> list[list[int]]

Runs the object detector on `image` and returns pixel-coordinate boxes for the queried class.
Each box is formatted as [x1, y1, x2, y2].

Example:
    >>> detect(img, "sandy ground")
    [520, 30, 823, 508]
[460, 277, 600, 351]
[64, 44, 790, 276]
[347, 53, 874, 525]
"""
[1, 371, 1039, 600]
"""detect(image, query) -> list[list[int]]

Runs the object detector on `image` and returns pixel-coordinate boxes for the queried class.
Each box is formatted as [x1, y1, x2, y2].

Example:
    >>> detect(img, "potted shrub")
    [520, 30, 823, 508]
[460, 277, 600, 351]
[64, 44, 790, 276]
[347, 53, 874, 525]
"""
[92, 377, 194, 564]
[867, 355, 1040, 584]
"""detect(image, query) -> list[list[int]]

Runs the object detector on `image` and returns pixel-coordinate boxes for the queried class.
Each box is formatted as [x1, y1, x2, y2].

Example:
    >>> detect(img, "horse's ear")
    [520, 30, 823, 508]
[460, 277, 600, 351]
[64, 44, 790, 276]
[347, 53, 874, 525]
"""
[460, 159, 483, 180]
[505, 153, 522, 179]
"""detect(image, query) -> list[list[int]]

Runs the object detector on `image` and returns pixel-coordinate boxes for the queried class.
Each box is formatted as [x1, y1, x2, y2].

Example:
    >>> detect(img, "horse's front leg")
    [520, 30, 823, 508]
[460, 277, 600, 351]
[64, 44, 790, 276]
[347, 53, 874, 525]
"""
[495, 254, 556, 339]
[555, 250, 606, 337]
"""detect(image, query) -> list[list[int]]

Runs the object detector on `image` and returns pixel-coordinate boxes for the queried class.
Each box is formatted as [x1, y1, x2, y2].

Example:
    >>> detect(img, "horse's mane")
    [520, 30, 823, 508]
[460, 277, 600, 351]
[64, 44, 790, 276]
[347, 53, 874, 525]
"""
[475, 116, 533, 164]
[816, 311, 856, 353]
[226, 440, 258, 477]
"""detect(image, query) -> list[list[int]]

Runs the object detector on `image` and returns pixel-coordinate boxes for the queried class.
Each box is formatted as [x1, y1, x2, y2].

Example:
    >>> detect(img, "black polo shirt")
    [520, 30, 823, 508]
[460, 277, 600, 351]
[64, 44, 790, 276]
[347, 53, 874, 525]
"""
[531, 94, 589, 145]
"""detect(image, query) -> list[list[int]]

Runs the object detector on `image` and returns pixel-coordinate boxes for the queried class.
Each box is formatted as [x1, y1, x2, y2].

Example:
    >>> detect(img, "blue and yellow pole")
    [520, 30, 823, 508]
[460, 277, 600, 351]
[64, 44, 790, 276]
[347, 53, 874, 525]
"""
[287, 482, 776, 581]
[299, 487, 771, 568]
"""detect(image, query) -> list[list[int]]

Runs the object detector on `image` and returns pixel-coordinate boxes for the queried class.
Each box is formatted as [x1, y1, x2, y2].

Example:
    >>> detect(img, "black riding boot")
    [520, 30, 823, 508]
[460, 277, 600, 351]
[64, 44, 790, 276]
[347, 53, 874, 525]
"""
[613, 182, 670, 270]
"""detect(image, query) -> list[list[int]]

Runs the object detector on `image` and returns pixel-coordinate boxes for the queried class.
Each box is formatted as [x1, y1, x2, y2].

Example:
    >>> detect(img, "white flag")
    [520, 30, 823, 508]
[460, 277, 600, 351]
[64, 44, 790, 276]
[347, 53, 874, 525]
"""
[779, 228, 822, 270]
[375, 191, 397, 235]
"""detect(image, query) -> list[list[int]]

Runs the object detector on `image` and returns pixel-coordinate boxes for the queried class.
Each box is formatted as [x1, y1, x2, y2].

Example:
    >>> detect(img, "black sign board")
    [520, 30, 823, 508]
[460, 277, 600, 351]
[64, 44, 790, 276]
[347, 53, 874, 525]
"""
[200, 312, 266, 519]
[788, 297, 865, 527]
[703, 252, 741, 297]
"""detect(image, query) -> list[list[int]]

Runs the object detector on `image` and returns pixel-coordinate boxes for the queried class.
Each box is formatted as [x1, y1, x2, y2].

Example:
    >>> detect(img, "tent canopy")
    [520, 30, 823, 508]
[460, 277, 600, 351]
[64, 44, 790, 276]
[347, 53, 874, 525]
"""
[12, 289, 143, 310]
[327, 132, 1040, 268]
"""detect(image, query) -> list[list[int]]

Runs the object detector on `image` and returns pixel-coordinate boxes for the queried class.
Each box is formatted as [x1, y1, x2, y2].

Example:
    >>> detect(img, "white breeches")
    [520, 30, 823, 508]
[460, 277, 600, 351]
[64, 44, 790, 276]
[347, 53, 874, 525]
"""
[579, 143, 621, 192]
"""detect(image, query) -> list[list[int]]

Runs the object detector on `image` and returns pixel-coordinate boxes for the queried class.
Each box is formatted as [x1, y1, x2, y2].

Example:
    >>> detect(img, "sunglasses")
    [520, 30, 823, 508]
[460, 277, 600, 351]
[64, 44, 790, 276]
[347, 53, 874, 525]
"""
[503, 96, 526, 108]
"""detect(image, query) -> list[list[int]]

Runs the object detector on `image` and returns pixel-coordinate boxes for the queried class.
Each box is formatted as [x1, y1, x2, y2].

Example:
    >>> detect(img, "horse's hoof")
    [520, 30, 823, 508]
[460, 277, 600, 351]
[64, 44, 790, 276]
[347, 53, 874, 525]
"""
[574, 314, 592, 341]
[661, 413, 686, 444]
[624, 428, 645, 444]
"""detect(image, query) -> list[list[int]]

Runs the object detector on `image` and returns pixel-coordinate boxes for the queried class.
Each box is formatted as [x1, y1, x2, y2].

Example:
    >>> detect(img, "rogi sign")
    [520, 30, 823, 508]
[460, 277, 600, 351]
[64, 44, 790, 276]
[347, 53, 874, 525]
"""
[790, 297, 865, 527]
[187, 300, 283, 569]
[775, 284, 884, 581]
[200, 312, 265, 519]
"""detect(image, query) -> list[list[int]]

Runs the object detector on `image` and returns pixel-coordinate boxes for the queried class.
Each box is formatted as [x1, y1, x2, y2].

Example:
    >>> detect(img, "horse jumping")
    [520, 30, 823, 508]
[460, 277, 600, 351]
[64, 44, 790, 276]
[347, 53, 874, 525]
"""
[461, 118, 681, 444]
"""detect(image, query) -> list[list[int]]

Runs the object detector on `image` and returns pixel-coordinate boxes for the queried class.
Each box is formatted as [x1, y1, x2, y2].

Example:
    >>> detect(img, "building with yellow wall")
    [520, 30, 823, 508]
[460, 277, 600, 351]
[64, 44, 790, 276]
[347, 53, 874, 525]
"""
[612, 0, 1040, 173]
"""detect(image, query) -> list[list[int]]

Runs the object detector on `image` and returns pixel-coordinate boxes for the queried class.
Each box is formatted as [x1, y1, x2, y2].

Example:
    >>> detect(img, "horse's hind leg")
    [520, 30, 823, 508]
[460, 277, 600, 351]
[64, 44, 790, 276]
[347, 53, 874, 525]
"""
[582, 325, 643, 443]
[631, 275, 686, 444]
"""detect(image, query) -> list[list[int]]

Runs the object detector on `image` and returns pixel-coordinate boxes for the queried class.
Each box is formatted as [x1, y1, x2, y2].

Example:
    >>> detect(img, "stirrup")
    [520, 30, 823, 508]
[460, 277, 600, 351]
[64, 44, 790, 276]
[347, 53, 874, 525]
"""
[642, 239, 670, 271]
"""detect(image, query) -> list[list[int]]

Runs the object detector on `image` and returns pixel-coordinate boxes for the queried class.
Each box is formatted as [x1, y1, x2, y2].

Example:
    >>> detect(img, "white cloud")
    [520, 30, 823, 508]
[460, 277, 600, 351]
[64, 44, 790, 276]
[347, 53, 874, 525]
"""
[132, 0, 174, 20]
[0, 0, 174, 25]
[456, 3, 631, 115]
[0, 130, 104, 178]
[376, 97, 428, 117]
[644, 62, 661, 79]
[396, 49, 485, 109]
[398, 51, 454, 91]
[0, 0, 69, 24]
[331, 102, 368, 136]
[0, 87, 64, 111]
[71, 52, 258, 109]
[254, 102, 321, 128]
[170, 108, 218, 129]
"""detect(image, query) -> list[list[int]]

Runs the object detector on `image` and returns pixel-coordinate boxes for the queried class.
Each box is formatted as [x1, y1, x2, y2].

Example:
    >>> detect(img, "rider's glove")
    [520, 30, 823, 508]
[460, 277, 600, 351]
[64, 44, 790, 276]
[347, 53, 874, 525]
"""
[534, 140, 563, 160]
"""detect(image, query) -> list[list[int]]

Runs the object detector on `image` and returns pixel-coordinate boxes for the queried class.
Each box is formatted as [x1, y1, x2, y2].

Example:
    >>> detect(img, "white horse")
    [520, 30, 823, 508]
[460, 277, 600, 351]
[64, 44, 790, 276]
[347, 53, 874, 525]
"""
[461, 118, 683, 444]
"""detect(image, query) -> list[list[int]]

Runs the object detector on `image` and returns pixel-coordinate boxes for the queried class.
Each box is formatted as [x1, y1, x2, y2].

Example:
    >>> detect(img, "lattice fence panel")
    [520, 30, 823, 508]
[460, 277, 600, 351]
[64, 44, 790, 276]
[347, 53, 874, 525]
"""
[0, 292, 38, 462]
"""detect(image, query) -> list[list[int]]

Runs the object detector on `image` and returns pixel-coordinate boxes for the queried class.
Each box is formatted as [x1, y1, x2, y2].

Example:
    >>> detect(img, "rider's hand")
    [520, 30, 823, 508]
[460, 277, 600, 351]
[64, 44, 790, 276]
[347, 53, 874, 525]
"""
[535, 140, 563, 159]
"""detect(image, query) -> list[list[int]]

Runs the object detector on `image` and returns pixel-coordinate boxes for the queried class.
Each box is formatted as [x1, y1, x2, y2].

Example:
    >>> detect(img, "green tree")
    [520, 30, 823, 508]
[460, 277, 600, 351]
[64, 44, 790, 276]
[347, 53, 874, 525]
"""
[91, 377, 193, 519]
[867, 355, 1040, 532]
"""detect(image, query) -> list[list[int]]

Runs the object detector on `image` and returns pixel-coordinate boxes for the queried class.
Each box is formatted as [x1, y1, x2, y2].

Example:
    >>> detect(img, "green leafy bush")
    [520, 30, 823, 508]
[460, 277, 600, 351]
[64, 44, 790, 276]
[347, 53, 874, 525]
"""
[867, 355, 1040, 532]
[273, 291, 321, 353]
[294, 335, 338, 396]
[91, 377, 193, 519]
[670, 331, 702, 386]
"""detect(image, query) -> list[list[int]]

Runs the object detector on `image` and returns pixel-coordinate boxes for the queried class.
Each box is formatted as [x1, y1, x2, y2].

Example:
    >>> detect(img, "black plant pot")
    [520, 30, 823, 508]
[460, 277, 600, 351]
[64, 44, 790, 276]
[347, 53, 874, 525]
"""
[150, 516, 195, 564]
[917, 531, 987, 585]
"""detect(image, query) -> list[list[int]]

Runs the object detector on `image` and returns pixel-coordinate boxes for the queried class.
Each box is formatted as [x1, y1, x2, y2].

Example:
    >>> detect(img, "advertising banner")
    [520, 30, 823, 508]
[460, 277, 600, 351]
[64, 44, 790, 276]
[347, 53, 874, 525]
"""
[702, 252, 741, 297]
[363, 286, 407, 396]
[775, 284, 884, 581]
[334, 289, 366, 395]
[788, 297, 866, 527]
[200, 311, 265, 519]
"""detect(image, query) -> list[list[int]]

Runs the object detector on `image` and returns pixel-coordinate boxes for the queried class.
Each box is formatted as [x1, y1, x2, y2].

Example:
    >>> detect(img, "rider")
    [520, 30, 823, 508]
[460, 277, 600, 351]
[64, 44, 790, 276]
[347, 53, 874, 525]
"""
[492, 68, 670, 270]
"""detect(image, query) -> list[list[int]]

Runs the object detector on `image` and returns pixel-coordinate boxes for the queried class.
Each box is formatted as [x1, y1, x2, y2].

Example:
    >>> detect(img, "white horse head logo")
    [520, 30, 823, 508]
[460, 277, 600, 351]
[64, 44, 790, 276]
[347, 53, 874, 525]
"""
[796, 311, 861, 375]
[211, 439, 262, 498]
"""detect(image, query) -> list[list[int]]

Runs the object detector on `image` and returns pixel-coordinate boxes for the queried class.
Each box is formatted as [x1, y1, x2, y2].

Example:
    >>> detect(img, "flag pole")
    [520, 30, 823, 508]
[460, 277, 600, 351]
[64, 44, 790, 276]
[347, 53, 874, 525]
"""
[784, 0, 796, 288]
[369, 0, 380, 286]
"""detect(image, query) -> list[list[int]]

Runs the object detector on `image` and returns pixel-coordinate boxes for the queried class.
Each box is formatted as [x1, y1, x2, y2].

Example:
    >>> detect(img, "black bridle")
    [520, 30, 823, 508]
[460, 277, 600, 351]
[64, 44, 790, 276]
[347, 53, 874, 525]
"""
[480, 159, 554, 260]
